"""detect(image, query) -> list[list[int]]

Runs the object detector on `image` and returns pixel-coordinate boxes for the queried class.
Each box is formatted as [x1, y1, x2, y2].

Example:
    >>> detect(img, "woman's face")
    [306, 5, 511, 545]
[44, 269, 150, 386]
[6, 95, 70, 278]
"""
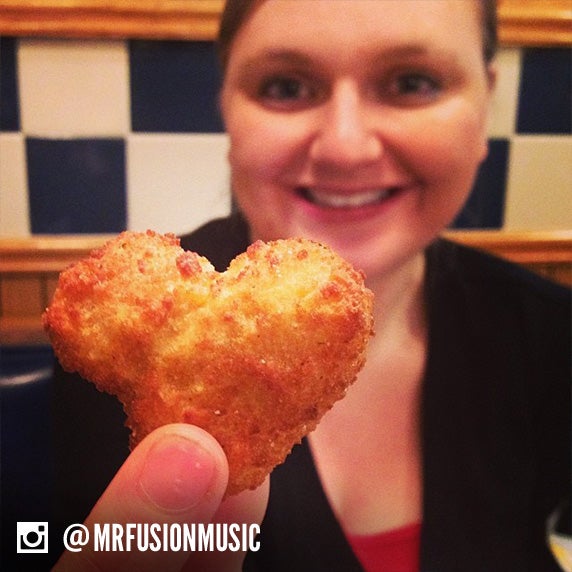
[221, 0, 495, 280]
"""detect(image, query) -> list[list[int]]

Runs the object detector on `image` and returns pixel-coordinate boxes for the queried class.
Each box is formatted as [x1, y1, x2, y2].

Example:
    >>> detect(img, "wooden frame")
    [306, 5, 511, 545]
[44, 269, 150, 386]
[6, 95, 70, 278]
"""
[0, 0, 570, 46]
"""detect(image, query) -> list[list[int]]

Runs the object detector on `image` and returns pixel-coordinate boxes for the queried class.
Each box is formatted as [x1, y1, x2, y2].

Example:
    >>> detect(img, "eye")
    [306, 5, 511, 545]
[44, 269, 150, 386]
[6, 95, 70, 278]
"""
[257, 75, 319, 110]
[382, 72, 442, 104]
[260, 77, 303, 99]
[397, 73, 439, 93]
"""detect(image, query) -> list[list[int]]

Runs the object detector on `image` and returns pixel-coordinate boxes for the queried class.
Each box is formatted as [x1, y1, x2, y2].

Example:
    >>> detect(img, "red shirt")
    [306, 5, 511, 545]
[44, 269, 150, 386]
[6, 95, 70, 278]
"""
[347, 522, 421, 572]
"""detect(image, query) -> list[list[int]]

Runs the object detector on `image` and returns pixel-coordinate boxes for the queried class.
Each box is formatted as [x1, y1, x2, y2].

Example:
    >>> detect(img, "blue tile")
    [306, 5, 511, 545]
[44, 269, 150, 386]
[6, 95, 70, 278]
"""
[0, 37, 20, 131]
[130, 41, 223, 133]
[27, 138, 126, 234]
[517, 48, 571, 134]
[452, 139, 509, 229]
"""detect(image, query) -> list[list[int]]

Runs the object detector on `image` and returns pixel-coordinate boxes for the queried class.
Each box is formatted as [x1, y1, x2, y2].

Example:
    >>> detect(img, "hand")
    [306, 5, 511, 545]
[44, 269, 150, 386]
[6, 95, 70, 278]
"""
[53, 423, 269, 572]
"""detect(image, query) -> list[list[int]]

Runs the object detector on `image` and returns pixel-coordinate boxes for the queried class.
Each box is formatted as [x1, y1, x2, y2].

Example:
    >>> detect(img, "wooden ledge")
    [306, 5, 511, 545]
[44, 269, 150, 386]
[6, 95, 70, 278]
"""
[1, 229, 570, 346]
[0, 0, 570, 46]
[443, 229, 572, 264]
[1, 229, 570, 269]
[0, 234, 113, 273]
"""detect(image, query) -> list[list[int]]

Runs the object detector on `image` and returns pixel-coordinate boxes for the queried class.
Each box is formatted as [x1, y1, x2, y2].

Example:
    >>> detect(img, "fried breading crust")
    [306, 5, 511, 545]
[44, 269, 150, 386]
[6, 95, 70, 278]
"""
[43, 230, 374, 495]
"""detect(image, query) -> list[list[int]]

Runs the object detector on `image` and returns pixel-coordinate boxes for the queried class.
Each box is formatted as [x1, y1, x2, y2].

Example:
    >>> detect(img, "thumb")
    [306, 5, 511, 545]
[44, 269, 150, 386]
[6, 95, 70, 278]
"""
[53, 423, 228, 572]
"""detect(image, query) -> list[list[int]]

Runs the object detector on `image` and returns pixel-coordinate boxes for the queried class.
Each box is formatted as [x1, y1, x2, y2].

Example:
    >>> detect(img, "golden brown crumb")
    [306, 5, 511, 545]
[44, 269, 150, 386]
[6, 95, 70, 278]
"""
[43, 230, 374, 495]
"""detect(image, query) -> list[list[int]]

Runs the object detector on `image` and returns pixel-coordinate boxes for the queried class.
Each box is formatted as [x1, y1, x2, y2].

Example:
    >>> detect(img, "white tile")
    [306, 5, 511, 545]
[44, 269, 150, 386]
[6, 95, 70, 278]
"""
[0, 133, 30, 236]
[127, 134, 231, 236]
[504, 136, 572, 230]
[18, 39, 129, 137]
[488, 48, 522, 138]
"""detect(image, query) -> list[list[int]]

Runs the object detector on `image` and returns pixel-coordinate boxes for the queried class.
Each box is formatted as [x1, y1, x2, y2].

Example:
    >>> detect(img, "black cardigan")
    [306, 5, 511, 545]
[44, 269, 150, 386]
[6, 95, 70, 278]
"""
[5, 215, 568, 570]
[244, 225, 571, 572]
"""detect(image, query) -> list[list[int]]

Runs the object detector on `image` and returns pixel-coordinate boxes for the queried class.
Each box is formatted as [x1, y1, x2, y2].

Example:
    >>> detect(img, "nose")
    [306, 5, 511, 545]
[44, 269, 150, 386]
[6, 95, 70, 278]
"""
[309, 81, 382, 169]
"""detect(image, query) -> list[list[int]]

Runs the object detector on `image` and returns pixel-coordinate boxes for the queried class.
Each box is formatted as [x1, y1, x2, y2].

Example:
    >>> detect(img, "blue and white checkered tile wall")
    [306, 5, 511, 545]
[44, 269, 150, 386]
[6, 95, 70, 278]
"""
[0, 37, 571, 236]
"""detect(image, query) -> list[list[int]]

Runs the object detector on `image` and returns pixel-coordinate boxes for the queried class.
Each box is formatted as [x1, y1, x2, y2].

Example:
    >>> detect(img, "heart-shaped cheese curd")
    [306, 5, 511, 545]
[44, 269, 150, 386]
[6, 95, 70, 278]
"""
[44, 230, 374, 495]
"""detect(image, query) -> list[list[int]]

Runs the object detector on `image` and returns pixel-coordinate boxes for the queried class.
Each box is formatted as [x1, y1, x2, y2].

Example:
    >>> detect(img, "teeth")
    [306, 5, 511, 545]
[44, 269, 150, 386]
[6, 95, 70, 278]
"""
[306, 189, 390, 208]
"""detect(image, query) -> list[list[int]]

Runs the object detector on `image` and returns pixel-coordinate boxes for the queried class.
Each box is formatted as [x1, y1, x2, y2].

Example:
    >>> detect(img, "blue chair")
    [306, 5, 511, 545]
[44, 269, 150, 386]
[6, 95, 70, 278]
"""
[1, 346, 55, 570]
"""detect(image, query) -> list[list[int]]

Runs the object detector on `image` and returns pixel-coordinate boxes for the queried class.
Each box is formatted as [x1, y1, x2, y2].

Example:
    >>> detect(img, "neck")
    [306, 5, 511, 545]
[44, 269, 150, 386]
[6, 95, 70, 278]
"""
[308, 252, 427, 534]
[366, 252, 427, 349]
[319, 250, 427, 424]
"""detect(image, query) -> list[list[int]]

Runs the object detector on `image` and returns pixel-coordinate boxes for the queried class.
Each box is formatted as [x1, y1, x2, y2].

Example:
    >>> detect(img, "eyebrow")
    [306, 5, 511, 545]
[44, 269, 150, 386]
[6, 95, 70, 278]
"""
[230, 40, 469, 91]
[238, 43, 461, 71]
[371, 44, 464, 68]
[236, 50, 316, 76]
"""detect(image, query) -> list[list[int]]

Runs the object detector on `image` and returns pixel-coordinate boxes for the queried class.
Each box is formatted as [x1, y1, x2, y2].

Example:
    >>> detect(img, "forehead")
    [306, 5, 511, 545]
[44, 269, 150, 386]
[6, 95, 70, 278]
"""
[228, 0, 483, 66]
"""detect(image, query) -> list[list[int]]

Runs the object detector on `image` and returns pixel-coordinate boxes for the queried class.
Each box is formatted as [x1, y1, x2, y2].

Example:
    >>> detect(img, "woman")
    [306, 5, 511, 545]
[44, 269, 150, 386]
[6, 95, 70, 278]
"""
[49, 1, 569, 571]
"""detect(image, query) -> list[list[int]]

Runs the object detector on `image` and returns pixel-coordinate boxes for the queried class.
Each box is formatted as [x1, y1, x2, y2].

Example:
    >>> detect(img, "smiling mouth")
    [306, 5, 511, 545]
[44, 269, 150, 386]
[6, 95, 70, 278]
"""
[298, 187, 398, 208]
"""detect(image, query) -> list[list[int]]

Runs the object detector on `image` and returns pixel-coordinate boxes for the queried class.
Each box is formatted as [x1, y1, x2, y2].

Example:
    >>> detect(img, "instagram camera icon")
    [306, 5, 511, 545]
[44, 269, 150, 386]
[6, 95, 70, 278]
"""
[17, 522, 49, 553]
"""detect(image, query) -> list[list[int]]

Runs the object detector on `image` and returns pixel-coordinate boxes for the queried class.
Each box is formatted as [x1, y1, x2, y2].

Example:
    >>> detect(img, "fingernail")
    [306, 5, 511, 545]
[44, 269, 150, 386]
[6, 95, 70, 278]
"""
[139, 434, 217, 512]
